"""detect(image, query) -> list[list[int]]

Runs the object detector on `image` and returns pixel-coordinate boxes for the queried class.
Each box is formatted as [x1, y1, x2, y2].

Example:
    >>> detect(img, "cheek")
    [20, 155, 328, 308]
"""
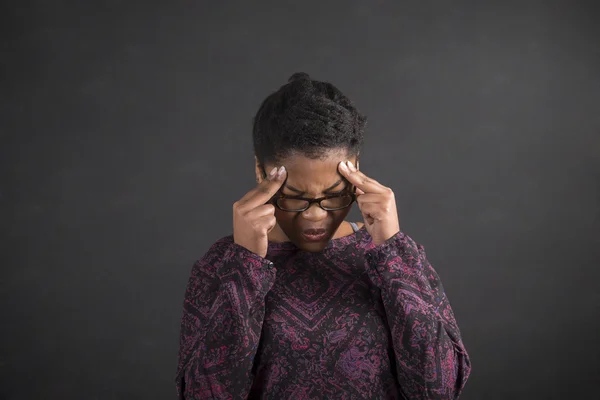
[331, 208, 351, 221]
[274, 209, 350, 230]
[274, 209, 294, 224]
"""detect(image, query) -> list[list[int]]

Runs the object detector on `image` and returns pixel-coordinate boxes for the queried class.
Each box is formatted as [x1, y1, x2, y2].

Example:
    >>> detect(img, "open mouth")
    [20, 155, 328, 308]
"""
[301, 229, 327, 242]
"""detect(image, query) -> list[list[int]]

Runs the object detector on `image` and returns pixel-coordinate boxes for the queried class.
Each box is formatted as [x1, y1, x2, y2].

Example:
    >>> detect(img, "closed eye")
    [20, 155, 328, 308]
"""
[283, 176, 350, 196]
[281, 188, 349, 198]
[325, 189, 348, 196]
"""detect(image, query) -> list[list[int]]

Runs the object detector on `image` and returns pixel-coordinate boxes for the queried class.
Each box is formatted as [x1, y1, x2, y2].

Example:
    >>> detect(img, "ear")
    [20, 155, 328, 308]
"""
[355, 153, 360, 170]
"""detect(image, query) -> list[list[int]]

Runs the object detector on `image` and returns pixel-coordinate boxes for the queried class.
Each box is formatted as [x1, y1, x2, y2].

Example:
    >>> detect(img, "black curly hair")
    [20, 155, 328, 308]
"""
[252, 72, 367, 170]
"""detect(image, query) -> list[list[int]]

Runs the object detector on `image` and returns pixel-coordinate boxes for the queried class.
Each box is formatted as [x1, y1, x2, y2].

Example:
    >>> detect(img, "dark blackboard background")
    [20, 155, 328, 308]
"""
[2, 1, 599, 399]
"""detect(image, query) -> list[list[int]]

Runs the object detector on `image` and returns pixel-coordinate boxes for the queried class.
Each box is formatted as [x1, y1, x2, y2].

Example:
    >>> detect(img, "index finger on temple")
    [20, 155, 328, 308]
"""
[241, 166, 287, 207]
[338, 161, 384, 193]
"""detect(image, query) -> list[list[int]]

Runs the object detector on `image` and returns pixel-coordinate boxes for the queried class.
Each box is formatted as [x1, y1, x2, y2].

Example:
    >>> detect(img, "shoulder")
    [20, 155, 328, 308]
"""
[191, 235, 235, 268]
[204, 234, 235, 254]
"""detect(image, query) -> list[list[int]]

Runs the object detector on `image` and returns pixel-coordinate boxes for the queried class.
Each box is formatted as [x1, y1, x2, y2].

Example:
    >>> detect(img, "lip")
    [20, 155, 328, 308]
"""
[301, 229, 328, 242]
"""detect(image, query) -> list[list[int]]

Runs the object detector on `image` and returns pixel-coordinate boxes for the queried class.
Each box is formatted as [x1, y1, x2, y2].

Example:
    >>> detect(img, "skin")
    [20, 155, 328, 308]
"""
[253, 149, 375, 253]
[337, 159, 401, 246]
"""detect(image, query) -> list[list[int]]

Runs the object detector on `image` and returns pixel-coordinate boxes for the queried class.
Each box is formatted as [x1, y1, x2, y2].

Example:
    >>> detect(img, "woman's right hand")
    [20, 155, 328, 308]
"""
[233, 166, 287, 258]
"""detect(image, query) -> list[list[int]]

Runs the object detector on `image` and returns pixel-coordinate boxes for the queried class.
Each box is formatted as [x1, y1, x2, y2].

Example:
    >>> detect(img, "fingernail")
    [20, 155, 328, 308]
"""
[339, 162, 348, 172]
[347, 161, 357, 172]
[277, 166, 286, 178]
[269, 167, 278, 178]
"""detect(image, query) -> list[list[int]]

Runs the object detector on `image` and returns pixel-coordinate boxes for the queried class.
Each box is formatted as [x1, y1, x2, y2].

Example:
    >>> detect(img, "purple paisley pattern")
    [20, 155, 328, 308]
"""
[176, 226, 471, 399]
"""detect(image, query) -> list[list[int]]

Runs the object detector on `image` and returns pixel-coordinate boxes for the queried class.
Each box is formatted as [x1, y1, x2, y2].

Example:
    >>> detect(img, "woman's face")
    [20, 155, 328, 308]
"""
[255, 150, 359, 252]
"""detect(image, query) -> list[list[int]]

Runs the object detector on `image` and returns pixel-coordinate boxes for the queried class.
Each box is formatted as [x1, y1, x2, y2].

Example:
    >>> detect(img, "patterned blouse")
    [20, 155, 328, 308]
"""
[176, 223, 471, 399]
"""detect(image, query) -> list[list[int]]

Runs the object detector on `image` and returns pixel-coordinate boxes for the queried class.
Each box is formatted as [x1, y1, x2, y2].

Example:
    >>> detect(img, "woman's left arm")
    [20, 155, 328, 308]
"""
[338, 160, 472, 399]
[364, 231, 472, 400]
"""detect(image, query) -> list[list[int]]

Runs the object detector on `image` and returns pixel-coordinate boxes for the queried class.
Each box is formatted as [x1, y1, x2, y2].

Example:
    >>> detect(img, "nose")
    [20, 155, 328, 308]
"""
[301, 202, 328, 221]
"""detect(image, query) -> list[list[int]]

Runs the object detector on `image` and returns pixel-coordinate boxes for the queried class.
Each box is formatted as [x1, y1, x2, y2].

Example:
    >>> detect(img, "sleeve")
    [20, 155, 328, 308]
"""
[175, 238, 277, 399]
[364, 231, 472, 400]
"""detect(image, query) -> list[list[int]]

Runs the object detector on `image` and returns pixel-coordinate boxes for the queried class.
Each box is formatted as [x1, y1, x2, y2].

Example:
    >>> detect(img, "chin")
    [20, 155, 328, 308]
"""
[293, 233, 332, 252]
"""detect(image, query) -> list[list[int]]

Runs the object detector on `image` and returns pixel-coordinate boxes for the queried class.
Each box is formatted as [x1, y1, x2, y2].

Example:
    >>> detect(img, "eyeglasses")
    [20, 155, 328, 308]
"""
[273, 191, 357, 212]
[261, 166, 357, 212]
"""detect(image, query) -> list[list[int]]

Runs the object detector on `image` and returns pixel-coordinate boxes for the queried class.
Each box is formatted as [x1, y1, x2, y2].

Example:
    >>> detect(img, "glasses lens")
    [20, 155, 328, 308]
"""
[277, 198, 309, 211]
[321, 195, 353, 210]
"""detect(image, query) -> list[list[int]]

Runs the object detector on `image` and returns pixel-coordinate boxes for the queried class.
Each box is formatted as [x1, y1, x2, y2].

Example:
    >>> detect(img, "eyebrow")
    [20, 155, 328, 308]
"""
[284, 178, 346, 195]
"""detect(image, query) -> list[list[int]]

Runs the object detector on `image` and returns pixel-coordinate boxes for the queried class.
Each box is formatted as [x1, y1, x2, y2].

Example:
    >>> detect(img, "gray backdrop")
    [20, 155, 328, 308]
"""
[2, 1, 599, 399]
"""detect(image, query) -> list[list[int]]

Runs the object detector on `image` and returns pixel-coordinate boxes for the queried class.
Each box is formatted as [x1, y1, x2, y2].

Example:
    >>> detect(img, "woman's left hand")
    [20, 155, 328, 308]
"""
[338, 160, 401, 246]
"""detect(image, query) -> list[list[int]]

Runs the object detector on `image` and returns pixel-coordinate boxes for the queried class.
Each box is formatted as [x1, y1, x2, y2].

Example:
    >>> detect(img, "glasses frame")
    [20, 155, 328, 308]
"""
[261, 165, 357, 212]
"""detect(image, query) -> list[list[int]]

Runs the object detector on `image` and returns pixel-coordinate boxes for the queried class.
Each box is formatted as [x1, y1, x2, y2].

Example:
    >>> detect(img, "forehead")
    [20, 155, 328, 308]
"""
[277, 151, 353, 193]
[279, 149, 350, 169]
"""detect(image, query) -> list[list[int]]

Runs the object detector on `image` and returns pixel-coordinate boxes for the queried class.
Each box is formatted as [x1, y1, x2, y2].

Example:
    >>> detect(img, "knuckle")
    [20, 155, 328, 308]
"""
[233, 202, 241, 214]
[233, 202, 246, 215]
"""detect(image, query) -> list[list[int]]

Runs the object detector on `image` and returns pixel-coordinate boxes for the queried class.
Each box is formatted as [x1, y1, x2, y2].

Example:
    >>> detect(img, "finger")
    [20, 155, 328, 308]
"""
[254, 213, 277, 234]
[358, 202, 387, 221]
[239, 166, 287, 208]
[338, 161, 388, 194]
[247, 203, 276, 219]
[355, 193, 385, 205]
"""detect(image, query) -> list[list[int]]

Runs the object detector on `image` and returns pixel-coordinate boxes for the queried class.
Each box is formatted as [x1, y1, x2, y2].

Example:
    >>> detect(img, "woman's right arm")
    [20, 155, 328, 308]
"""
[175, 239, 276, 399]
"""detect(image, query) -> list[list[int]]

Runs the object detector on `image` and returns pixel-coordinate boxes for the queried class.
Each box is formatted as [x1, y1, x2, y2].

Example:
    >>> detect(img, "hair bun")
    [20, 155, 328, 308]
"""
[288, 72, 311, 83]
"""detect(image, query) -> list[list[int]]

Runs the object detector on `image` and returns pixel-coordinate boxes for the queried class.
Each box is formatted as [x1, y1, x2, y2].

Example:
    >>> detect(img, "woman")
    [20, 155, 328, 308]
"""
[176, 73, 471, 399]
